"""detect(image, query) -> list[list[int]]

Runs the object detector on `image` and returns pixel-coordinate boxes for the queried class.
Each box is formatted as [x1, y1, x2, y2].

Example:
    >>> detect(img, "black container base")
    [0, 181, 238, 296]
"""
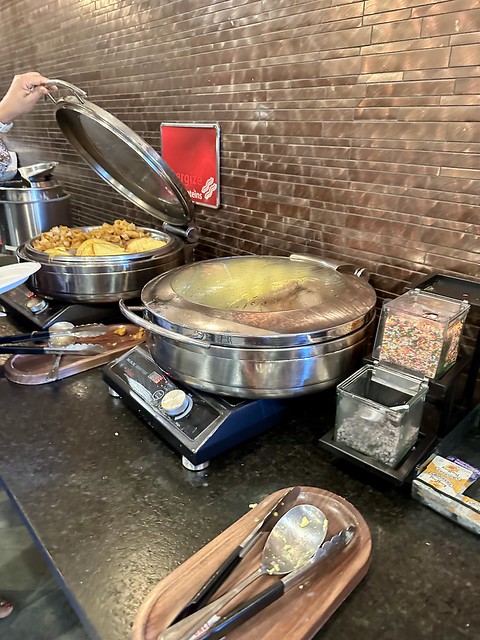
[319, 428, 438, 485]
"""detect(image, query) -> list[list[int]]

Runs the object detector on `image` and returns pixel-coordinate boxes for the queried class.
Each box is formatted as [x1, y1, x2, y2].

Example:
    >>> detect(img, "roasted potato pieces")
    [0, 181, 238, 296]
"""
[126, 237, 167, 253]
[43, 247, 71, 257]
[76, 239, 126, 256]
[32, 219, 168, 257]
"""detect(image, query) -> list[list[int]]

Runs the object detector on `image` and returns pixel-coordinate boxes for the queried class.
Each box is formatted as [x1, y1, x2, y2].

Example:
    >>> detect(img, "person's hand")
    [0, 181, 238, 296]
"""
[0, 72, 51, 124]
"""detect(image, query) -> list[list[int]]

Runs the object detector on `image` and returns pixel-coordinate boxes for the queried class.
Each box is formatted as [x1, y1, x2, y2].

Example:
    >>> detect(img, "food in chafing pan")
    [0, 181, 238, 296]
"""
[33, 219, 167, 257]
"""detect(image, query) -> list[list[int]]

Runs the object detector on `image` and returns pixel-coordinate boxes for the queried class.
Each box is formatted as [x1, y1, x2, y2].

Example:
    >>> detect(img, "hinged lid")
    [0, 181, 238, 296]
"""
[370, 360, 429, 390]
[141, 254, 377, 347]
[380, 289, 470, 323]
[46, 79, 194, 227]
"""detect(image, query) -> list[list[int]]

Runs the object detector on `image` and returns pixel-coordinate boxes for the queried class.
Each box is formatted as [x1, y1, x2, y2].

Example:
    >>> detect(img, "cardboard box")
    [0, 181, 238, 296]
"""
[412, 454, 480, 536]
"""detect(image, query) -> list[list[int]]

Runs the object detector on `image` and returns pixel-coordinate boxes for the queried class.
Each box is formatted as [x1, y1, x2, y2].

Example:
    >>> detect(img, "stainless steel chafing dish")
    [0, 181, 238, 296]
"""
[119, 254, 377, 398]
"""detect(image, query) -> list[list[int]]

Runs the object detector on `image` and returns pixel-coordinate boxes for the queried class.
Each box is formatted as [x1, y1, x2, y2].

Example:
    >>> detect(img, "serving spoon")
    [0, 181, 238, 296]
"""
[158, 503, 329, 640]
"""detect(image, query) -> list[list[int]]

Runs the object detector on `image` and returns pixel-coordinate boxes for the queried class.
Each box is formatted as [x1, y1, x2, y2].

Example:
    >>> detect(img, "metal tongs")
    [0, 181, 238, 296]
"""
[189, 526, 356, 640]
[160, 525, 356, 640]
[0, 323, 108, 356]
[0, 344, 105, 356]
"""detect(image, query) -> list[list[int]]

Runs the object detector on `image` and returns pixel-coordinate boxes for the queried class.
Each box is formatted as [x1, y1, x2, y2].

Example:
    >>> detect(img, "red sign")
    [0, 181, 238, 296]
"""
[161, 123, 220, 208]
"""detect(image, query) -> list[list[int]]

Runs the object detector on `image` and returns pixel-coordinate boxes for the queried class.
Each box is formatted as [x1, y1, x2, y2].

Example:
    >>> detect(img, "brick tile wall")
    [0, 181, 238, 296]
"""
[1, 0, 479, 367]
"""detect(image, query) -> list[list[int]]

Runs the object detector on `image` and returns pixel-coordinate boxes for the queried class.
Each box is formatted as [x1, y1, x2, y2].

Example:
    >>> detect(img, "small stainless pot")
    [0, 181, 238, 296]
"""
[0, 179, 72, 253]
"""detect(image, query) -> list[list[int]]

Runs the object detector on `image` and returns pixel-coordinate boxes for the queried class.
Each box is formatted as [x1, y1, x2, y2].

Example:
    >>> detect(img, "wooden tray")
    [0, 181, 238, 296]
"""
[133, 486, 372, 640]
[3, 323, 144, 384]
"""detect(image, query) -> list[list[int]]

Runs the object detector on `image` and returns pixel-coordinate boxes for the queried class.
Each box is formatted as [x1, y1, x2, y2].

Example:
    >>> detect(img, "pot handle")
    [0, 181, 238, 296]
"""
[44, 79, 87, 105]
[118, 300, 211, 349]
[289, 254, 369, 279]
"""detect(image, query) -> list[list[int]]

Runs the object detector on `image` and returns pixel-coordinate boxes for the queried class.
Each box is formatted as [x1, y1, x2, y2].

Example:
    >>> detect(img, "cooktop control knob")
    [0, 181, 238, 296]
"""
[26, 297, 48, 314]
[160, 389, 192, 417]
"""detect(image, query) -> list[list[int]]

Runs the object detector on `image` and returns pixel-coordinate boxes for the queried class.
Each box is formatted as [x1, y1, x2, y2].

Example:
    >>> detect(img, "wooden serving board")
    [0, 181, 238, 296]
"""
[133, 486, 372, 640]
[3, 323, 144, 385]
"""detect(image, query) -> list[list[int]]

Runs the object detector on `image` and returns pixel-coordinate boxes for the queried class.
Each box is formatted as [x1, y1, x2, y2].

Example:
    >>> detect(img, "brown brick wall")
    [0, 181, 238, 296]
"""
[1, 0, 479, 362]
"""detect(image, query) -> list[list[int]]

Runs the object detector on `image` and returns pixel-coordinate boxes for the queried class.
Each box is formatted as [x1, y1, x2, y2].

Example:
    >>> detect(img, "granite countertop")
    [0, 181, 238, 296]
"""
[0, 319, 478, 640]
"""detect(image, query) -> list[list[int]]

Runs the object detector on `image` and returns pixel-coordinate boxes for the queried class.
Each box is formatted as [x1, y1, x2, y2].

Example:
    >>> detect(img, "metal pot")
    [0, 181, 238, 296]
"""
[0, 175, 72, 253]
[17, 80, 198, 300]
[17, 226, 186, 303]
[119, 254, 377, 398]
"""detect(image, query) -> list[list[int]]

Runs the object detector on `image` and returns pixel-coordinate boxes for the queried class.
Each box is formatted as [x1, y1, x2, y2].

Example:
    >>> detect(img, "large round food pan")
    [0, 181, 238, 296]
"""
[17, 226, 185, 303]
[119, 254, 377, 398]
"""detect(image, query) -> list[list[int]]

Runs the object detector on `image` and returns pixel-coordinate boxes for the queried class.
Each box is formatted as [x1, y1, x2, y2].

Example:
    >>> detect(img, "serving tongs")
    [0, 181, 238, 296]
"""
[0, 323, 109, 345]
[0, 323, 109, 356]
[160, 525, 356, 640]
[0, 343, 105, 356]
[169, 486, 301, 625]
[191, 526, 356, 640]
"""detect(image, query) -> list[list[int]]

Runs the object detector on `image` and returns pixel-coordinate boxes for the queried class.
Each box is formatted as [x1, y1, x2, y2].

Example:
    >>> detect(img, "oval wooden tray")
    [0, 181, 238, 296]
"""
[3, 323, 144, 384]
[133, 486, 372, 640]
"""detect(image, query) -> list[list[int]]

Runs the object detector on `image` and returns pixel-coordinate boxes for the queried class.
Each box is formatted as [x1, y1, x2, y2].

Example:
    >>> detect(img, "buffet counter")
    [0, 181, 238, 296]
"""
[0, 317, 478, 640]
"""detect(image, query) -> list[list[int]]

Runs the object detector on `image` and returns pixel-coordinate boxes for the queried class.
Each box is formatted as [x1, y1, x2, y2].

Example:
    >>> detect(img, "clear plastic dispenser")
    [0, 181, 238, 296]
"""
[334, 364, 429, 467]
[372, 289, 470, 379]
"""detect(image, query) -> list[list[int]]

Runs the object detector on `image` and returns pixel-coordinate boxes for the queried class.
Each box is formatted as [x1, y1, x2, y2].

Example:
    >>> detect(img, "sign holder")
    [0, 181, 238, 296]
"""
[160, 123, 220, 208]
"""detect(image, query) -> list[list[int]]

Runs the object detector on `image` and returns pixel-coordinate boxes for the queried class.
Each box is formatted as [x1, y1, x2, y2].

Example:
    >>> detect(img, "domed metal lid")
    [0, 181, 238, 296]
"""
[141, 254, 377, 347]
[47, 80, 194, 227]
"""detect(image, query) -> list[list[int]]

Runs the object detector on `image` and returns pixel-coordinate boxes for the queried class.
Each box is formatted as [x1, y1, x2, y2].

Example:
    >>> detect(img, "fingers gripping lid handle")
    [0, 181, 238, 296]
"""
[44, 79, 87, 105]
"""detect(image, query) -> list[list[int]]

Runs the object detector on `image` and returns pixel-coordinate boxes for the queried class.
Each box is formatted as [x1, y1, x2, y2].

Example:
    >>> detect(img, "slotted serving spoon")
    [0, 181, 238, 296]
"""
[157, 503, 329, 640]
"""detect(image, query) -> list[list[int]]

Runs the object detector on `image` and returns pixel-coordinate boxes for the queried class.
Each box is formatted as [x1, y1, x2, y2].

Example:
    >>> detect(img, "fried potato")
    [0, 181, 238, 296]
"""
[32, 219, 164, 256]
[126, 237, 167, 253]
[92, 240, 126, 256]
[76, 239, 97, 256]
[44, 247, 71, 257]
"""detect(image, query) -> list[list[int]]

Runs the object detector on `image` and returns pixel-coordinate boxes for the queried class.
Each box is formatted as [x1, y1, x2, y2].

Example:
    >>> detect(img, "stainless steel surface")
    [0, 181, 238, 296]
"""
[45, 79, 87, 103]
[17, 226, 186, 303]
[0, 180, 72, 253]
[45, 322, 75, 382]
[46, 79, 195, 228]
[46, 354, 62, 382]
[143, 313, 374, 398]
[47, 322, 76, 347]
[158, 505, 329, 640]
[0, 323, 108, 345]
[140, 255, 376, 348]
[162, 222, 199, 244]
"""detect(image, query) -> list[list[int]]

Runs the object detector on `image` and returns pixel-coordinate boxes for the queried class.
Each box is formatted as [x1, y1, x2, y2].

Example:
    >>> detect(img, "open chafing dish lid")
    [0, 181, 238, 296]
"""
[141, 254, 377, 347]
[46, 79, 194, 227]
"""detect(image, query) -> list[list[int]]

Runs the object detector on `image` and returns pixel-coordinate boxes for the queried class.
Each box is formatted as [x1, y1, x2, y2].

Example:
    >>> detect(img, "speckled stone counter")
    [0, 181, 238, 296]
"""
[0, 319, 478, 640]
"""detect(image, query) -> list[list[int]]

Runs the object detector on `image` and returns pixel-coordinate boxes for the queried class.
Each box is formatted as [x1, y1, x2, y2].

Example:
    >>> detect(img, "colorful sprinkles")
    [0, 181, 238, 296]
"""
[378, 312, 464, 378]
